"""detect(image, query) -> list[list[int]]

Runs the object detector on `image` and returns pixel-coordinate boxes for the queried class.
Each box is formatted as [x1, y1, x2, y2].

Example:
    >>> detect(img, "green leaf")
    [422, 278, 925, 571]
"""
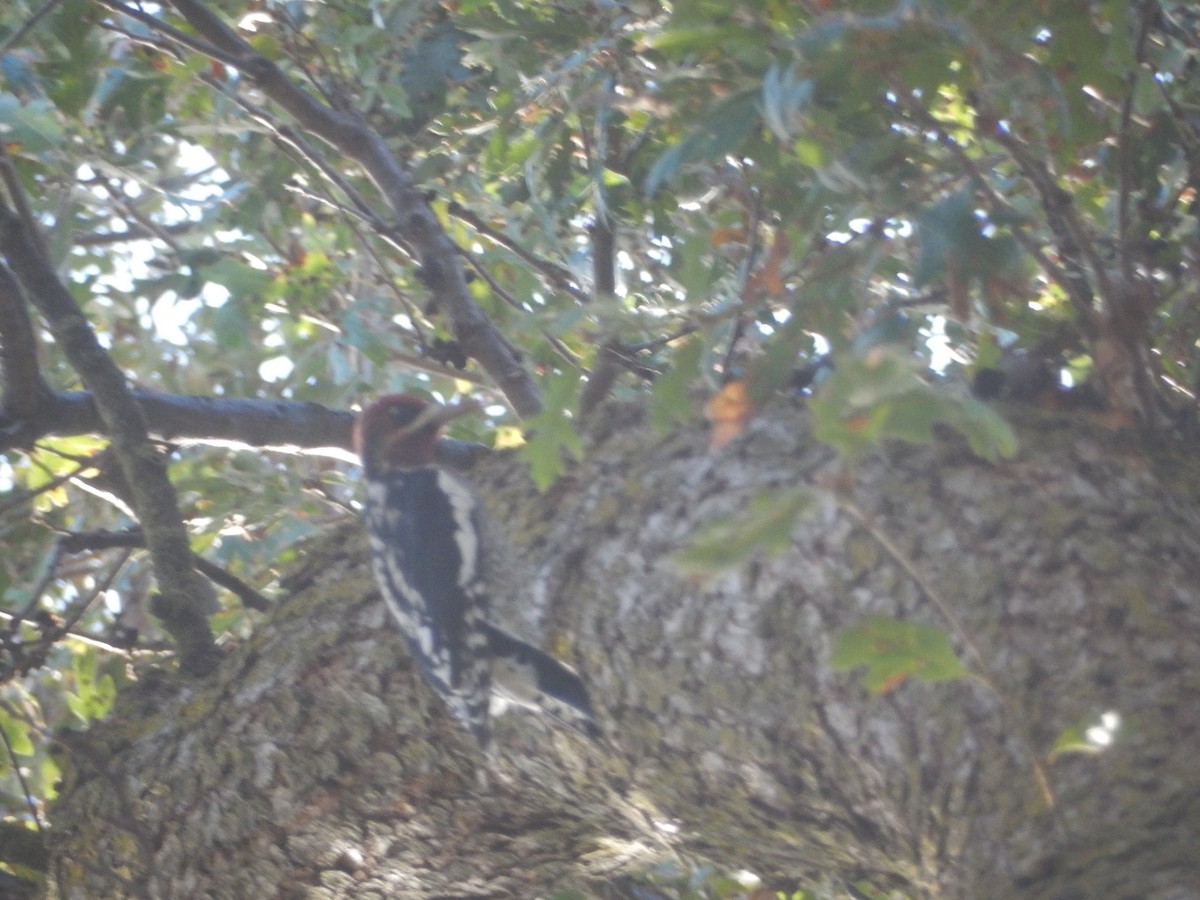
[0, 707, 34, 757]
[340, 306, 392, 365]
[1048, 724, 1096, 761]
[645, 91, 761, 196]
[896, 392, 1018, 461]
[374, 82, 413, 119]
[520, 370, 584, 491]
[791, 137, 825, 168]
[650, 335, 703, 430]
[210, 300, 255, 352]
[67, 649, 117, 724]
[747, 318, 815, 410]
[398, 20, 472, 124]
[642, 24, 764, 60]
[0, 96, 65, 156]
[832, 617, 969, 693]
[674, 487, 813, 576]
[761, 64, 814, 142]
[202, 258, 276, 298]
[809, 350, 1017, 461]
[914, 186, 975, 288]
[672, 232, 722, 299]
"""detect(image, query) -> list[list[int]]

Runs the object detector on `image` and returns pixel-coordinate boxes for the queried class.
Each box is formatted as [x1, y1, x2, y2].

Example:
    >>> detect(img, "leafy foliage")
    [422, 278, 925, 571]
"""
[808, 348, 1017, 461]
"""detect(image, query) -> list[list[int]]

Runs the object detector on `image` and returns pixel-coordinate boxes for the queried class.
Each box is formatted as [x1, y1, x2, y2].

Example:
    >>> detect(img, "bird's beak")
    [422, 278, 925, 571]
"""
[398, 399, 481, 438]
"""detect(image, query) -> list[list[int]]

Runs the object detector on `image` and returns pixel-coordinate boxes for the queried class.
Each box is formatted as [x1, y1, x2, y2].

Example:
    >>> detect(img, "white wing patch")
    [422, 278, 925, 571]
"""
[436, 469, 480, 590]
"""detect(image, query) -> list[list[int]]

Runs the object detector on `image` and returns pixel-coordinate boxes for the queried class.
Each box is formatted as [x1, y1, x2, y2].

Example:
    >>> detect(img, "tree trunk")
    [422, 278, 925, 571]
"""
[44, 402, 1200, 899]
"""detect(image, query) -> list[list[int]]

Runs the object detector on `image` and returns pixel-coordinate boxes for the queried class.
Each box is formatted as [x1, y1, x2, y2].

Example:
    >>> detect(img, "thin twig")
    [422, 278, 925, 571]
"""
[57, 530, 272, 612]
[94, 0, 245, 67]
[8, 542, 65, 635]
[0, 608, 151, 655]
[0, 457, 89, 518]
[0, 0, 65, 57]
[56, 550, 132, 637]
[719, 188, 764, 381]
[447, 202, 591, 304]
[0, 723, 43, 833]
[840, 497, 1060, 814]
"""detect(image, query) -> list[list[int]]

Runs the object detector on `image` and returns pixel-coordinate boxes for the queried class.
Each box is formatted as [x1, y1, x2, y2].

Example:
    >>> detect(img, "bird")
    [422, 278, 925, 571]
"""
[354, 394, 598, 752]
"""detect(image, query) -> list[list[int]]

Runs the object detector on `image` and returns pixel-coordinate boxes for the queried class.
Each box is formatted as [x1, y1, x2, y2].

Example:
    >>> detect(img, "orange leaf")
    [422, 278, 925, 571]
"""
[843, 413, 873, 434]
[709, 226, 746, 248]
[707, 380, 752, 449]
[877, 672, 911, 694]
[743, 229, 791, 301]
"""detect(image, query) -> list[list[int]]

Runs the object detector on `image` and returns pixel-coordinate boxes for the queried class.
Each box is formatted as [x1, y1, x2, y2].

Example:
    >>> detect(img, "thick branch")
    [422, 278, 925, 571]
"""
[15, 391, 356, 454]
[0, 263, 50, 419]
[145, 0, 542, 417]
[0, 388, 483, 468]
[0, 201, 219, 675]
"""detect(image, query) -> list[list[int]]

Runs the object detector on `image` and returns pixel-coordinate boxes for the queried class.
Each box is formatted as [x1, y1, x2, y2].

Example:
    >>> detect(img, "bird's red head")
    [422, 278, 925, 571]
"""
[354, 395, 472, 476]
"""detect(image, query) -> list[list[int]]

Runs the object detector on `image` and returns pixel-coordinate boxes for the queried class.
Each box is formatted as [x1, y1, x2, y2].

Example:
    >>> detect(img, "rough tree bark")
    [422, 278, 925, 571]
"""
[44, 402, 1200, 899]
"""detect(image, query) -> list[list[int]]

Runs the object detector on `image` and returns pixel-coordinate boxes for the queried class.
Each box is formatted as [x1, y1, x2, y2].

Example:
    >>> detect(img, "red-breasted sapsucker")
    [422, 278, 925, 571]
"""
[354, 395, 598, 752]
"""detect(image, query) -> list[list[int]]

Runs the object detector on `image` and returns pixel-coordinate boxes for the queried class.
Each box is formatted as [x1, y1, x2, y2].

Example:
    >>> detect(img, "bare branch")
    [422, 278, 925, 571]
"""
[36, 391, 355, 454]
[0, 388, 483, 470]
[54, 548, 133, 641]
[0, 264, 51, 419]
[0, 197, 219, 674]
[1115, 0, 1155, 287]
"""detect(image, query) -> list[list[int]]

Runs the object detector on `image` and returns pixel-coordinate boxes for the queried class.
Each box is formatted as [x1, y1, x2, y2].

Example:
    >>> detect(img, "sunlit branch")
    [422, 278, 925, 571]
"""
[0, 608, 151, 656]
[4, 390, 355, 455]
[94, 0, 242, 68]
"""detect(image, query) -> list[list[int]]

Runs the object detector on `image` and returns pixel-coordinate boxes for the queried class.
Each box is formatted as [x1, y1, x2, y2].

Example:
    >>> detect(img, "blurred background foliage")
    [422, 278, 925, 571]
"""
[0, 0, 1198, 856]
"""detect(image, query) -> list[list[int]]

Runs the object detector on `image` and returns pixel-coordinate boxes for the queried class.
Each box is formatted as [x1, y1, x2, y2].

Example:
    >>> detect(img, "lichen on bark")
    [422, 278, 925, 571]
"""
[45, 403, 1200, 898]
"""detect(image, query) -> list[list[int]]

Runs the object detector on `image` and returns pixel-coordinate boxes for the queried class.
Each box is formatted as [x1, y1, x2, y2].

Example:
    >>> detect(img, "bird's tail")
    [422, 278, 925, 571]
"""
[481, 622, 600, 739]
